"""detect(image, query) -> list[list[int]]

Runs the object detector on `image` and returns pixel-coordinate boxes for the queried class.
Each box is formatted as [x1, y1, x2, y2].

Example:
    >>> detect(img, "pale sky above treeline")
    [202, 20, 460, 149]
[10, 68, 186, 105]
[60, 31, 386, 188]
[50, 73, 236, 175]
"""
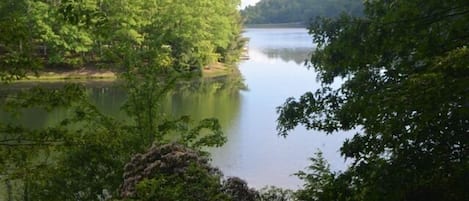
[241, 0, 260, 8]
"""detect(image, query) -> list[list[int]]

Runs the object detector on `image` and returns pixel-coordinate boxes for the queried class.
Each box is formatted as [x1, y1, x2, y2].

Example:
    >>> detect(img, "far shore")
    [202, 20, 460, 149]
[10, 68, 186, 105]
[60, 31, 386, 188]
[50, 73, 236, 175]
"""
[244, 22, 306, 28]
[22, 68, 117, 82]
[14, 63, 237, 83]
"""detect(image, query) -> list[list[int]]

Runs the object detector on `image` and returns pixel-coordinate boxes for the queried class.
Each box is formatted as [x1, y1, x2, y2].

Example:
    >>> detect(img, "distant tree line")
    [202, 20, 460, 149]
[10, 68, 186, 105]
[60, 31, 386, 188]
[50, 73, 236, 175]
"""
[241, 0, 364, 24]
[0, 0, 244, 81]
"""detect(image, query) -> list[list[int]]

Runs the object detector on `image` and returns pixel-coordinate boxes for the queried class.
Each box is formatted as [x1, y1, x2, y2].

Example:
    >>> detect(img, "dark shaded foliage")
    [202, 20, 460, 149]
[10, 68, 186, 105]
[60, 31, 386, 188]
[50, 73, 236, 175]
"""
[120, 143, 221, 198]
[277, 0, 469, 200]
[222, 177, 259, 201]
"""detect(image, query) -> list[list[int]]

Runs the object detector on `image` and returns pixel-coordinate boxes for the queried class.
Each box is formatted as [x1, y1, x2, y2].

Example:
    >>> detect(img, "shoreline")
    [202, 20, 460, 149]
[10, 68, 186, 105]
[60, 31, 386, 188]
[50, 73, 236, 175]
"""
[13, 63, 237, 83]
[244, 22, 306, 28]
[22, 69, 117, 82]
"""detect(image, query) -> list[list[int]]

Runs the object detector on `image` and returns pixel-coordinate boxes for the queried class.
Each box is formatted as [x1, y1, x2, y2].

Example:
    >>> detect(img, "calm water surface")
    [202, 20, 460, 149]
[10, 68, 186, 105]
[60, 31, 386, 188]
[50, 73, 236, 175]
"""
[0, 28, 352, 192]
[208, 28, 351, 189]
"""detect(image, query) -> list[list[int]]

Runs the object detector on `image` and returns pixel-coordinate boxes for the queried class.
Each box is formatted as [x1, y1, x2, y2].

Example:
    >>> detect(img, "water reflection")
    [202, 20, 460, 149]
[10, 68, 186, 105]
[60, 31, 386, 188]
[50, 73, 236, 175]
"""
[208, 28, 351, 189]
[244, 28, 313, 50]
[262, 48, 311, 65]
[0, 28, 351, 198]
[0, 76, 244, 200]
[0, 82, 127, 128]
[161, 76, 243, 129]
[243, 28, 313, 65]
[0, 77, 243, 129]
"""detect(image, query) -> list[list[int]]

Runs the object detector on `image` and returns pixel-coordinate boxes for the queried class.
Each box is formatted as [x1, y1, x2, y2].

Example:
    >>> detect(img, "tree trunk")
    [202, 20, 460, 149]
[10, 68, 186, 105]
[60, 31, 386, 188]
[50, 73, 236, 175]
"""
[6, 180, 12, 201]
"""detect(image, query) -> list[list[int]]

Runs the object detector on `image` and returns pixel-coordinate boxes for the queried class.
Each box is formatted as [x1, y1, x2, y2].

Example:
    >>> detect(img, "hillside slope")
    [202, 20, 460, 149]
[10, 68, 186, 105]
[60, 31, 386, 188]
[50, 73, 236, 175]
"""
[241, 0, 363, 24]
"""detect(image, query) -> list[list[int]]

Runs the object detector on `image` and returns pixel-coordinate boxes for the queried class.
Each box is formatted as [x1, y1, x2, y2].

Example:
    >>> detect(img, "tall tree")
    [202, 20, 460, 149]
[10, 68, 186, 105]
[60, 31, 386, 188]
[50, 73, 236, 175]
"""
[1, 0, 244, 76]
[0, 0, 41, 81]
[277, 0, 469, 200]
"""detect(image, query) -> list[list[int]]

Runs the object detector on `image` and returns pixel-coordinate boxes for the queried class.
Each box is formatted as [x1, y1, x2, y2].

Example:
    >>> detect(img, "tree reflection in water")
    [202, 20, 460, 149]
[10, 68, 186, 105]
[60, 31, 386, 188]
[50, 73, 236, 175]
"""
[0, 75, 244, 200]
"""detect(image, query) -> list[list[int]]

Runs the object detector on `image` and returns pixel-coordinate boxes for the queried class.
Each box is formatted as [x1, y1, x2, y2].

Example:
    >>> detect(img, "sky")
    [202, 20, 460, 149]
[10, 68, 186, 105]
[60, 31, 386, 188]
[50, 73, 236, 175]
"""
[240, 0, 260, 9]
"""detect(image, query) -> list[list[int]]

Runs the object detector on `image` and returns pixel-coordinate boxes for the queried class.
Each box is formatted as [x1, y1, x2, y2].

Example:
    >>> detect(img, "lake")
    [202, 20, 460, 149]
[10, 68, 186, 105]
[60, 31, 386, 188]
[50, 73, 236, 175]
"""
[208, 28, 351, 189]
[0, 28, 352, 196]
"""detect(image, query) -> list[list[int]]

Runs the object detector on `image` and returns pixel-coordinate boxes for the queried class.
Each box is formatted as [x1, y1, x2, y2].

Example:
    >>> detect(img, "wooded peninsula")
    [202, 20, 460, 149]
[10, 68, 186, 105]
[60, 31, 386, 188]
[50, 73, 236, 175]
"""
[0, 0, 245, 81]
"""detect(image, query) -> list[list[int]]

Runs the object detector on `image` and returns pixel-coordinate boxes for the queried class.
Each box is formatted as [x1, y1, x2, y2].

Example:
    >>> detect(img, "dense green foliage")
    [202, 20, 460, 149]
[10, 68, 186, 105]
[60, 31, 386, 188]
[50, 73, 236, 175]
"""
[0, 0, 246, 200]
[120, 144, 264, 201]
[120, 144, 230, 201]
[241, 0, 363, 24]
[134, 164, 230, 201]
[277, 0, 469, 200]
[257, 186, 294, 201]
[0, 0, 244, 82]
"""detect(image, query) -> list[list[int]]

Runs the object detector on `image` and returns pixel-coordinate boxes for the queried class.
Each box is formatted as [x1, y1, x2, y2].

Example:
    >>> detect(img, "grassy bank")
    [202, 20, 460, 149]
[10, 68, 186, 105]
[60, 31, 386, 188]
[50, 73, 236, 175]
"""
[202, 62, 240, 78]
[22, 69, 117, 82]
[15, 63, 237, 82]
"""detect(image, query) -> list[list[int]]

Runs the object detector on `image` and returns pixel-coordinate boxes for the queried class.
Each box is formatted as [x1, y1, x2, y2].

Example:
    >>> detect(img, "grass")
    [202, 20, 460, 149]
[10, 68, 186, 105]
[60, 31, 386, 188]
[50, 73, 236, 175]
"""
[202, 62, 239, 78]
[14, 63, 237, 83]
[16, 69, 117, 83]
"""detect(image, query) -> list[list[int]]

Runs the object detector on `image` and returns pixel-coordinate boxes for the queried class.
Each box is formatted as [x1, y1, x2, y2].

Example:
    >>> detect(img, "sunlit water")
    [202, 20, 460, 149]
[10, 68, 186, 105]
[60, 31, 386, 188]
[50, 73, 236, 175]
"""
[208, 28, 352, 189]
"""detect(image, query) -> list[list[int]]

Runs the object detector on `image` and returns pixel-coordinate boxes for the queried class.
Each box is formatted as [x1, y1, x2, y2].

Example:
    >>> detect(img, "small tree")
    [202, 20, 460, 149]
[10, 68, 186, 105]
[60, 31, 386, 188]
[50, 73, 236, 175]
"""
[294, 151, 334, 201]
